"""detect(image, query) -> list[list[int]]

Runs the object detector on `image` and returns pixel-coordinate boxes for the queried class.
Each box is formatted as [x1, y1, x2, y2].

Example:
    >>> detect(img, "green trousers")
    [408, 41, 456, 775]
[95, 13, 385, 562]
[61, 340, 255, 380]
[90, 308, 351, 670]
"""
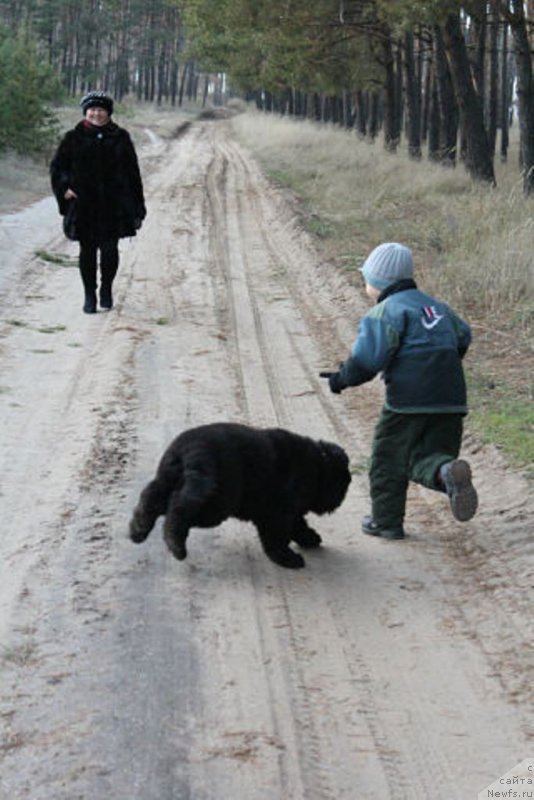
[369, 408, 464, 528]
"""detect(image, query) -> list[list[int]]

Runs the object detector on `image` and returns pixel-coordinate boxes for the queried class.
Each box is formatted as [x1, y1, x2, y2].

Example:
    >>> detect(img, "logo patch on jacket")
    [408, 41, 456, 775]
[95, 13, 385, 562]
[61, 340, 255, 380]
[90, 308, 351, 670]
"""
[421, 305, 444, 330]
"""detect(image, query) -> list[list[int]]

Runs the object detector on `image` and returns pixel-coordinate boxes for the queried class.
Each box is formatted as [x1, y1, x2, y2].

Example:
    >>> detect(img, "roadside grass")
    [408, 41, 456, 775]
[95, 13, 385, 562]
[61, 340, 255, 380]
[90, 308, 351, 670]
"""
[467, 373, 534, 476]
[35, 249, 77, 267]
[0, 150, 51, 214]
[0, 641, 38, 667]
[232, 109, 534, 470]
[37, 324, 66, 334]
[4, 319, 66, 335]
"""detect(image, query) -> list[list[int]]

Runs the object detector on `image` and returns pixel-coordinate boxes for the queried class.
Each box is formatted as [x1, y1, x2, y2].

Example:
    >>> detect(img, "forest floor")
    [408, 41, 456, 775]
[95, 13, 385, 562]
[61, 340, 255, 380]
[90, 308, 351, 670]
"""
[0, 114, 532, 799]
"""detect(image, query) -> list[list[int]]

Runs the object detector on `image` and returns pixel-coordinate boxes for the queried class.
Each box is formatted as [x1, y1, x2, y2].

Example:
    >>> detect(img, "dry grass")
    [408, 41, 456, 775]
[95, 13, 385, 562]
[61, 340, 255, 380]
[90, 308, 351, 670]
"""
[231, 110, 533, 325]
[0, 150, 52, 213]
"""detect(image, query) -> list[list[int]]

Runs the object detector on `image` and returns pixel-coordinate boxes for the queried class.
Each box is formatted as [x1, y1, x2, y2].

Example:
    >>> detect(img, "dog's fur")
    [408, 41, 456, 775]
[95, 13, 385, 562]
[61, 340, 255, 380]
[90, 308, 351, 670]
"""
[129, 422, 351, 568]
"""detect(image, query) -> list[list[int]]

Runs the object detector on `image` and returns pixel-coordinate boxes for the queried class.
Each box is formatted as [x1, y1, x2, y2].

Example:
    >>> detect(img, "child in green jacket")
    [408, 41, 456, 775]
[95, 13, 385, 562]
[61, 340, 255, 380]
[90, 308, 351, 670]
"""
[321, 242, 478, 539]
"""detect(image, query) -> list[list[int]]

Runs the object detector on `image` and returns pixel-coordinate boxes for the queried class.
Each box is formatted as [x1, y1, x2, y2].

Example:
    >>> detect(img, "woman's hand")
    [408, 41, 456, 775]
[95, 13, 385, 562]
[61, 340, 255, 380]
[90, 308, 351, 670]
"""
[64, 188, 78, 200]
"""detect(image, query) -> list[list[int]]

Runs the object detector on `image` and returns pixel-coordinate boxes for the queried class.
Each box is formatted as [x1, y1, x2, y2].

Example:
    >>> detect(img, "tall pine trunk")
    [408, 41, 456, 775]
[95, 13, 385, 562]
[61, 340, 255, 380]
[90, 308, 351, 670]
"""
[404, 31, 422, 159]
[442, 12, 496, 184]
[381, 24, 399, 152]
[428, 67, 441, 162]
[434, 26, 459, 166]
[487, 1, 499, 157]
[500, 21, 510, 162]
[505, 0, 534, 194]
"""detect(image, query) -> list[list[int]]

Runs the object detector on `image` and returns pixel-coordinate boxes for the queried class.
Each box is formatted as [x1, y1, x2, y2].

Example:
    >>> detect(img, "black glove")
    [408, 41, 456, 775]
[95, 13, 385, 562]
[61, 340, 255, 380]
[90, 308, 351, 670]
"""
[319, 370, 346, 394]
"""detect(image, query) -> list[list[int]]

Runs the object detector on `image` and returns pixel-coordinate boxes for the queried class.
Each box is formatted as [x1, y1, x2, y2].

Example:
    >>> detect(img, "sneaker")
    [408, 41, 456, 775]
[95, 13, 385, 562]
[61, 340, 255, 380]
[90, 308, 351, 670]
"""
[439, 459, 478, 522]
[361, 514, 405, 540]
[83, 291, 97, 313]
[99, 285, 113, 309]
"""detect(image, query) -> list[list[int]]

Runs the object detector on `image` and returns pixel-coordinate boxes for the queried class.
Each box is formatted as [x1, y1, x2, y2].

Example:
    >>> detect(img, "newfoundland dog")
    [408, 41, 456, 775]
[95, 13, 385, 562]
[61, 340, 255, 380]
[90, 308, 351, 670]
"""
[129, 422, 351, 568]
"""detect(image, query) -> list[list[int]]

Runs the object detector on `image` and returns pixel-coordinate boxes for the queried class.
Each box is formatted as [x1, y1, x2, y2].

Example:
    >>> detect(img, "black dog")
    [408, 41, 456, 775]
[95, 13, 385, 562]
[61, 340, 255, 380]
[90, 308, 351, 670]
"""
[129, 422, 351, 568]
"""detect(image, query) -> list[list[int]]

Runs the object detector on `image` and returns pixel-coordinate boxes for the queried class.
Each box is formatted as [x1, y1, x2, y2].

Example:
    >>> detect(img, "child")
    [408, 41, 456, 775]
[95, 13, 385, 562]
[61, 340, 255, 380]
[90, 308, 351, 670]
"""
[320, 242, 478, 539]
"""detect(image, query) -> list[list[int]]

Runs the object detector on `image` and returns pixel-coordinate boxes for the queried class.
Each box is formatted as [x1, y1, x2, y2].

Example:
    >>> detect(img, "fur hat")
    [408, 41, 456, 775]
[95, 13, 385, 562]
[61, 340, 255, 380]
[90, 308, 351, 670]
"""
[80, 91, 114, 116]
[360, 242, 414, 290]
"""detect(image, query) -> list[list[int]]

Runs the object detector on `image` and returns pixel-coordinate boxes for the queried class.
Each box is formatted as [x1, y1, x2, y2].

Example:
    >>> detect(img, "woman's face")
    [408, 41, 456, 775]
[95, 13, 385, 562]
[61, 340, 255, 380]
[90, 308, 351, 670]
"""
[85, 106, 110, 126]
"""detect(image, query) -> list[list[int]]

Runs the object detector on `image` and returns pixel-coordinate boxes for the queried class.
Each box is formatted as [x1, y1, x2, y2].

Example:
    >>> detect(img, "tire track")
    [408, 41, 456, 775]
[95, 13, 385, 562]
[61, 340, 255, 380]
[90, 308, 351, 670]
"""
[203, 126, 403, 798]
[200, 124, 531, 799]
[224, 138, 534, 719]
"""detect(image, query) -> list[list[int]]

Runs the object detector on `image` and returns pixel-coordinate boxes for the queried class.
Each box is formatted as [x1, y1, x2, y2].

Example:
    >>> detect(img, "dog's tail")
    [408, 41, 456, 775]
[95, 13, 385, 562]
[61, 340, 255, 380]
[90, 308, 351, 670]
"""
[129, 477, 173, 543]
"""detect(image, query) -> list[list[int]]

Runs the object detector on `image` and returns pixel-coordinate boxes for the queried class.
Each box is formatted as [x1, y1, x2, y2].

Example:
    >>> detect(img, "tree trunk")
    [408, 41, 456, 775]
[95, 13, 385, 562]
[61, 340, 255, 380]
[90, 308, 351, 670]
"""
[355, 90, 367, 138]
[157, 44, 166, 105]
[487, 1, 499, 157]
[170, 59, 179, 106]
[469, 8, 487, 101]
[505, 0, 534, 194]
[428, 67, 441, 162]
[434, 26, 459, 166]
[421, 39, 433, 143]
[395, 43, 403, 142]
[382, 24, 399, 152]
[178, 61, 189, 106]
[369, 92, 380, 140]
[202, 75, 209, 108]
[442, 12, 496, 184]
[499, 22, 510, 162]
[404, 31, 422, 159]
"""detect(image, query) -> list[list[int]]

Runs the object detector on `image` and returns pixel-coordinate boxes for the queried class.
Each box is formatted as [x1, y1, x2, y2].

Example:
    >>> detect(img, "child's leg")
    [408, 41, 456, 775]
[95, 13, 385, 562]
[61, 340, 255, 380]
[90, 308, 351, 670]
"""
[409, 414, 477, 521]
[369, 409, 425, 529]
[409, 415, 463, 490]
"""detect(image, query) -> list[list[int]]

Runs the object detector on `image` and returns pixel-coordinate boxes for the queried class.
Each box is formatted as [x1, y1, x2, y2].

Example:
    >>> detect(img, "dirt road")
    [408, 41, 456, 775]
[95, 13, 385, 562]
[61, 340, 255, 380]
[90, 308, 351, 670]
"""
[0, 119, 532, 799]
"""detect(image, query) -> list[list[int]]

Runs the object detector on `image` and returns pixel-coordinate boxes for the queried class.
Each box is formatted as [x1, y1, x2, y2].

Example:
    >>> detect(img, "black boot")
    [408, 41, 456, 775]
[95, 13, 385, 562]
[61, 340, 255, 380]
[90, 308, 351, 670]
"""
[79, 242, 97, 314]
[100, 240, 118, 310]
[99, 284, 113, 309]
[83, 291, 97, 314]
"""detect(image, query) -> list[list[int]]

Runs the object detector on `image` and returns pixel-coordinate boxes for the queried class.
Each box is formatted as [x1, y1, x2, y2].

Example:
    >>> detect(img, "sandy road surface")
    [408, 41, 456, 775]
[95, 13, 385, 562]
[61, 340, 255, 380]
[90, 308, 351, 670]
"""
[0, 120, 532, 799]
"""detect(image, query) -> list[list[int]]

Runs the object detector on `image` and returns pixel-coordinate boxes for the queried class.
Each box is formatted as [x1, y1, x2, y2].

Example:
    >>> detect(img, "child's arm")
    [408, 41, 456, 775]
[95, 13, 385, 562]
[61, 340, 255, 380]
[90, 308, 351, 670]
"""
[321, 314, 398, 394]
[449, 311, 472, 357]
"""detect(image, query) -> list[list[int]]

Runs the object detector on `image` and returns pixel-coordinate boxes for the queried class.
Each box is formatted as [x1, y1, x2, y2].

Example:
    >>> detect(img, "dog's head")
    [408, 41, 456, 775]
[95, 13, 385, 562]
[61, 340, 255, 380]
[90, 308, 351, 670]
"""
[310, 440, 351, 514]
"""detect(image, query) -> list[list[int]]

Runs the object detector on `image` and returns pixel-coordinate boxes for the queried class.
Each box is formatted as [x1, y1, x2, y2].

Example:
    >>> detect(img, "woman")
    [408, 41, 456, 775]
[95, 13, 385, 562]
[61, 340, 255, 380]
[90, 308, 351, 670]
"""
[50, 91, 146, 313]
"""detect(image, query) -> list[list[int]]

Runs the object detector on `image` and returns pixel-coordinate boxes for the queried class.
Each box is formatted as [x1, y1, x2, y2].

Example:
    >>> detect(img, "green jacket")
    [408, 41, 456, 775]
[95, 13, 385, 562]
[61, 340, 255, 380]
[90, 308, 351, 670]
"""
[338, 279, 471, 413]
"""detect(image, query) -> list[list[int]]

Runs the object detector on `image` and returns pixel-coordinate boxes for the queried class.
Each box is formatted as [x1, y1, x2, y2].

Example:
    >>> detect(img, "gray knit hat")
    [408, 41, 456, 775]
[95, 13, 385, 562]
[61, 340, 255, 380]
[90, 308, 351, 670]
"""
[81, 91, 114, 116]
[360, 242, 414, 290]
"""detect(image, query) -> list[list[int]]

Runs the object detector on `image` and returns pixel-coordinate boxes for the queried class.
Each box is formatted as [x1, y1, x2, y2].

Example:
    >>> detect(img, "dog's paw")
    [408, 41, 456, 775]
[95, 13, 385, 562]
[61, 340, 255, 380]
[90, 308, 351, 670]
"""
[267, 547, 306, 569]
[129, 518, 150, 543]
[164, 532, 188, 561]
[292, 528, 322, 549]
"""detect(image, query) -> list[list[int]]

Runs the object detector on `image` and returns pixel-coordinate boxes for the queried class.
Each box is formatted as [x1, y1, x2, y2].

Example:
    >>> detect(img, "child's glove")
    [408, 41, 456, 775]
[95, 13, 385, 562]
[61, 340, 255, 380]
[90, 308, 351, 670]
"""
[319, 369, 346, 394]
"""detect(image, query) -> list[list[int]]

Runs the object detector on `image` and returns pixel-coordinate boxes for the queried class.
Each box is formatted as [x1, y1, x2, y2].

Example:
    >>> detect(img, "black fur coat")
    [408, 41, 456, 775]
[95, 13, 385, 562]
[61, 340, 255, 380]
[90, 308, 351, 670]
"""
[50, 120, 146, 243]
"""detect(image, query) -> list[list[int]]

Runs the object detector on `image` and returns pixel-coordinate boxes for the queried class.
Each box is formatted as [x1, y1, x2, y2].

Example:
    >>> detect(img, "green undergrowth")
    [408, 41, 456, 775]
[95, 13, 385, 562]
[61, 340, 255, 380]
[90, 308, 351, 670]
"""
[466, 373, 534, 476]
[35, 249, 77, 267]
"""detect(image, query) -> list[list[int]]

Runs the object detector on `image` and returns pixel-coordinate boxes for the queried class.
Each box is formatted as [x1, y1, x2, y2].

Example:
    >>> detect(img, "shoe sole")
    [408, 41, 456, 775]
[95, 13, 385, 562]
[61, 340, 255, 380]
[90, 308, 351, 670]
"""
[446, 460, 478, 522]
[361, 525, 405, 540]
